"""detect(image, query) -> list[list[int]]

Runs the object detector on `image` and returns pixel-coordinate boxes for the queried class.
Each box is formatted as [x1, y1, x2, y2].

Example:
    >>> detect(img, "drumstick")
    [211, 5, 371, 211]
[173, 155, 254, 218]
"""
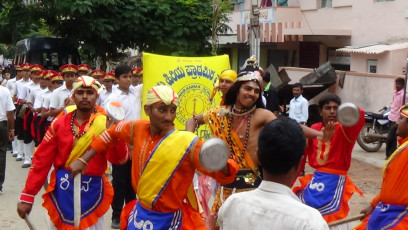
[328, 214, 365, 227]
[74, 173, 81, 229]
[25, 214, 37, 230]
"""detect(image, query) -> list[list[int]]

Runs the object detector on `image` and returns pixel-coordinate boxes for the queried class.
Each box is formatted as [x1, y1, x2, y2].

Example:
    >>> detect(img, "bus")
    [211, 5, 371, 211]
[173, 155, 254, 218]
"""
[13, 37, 80, 70]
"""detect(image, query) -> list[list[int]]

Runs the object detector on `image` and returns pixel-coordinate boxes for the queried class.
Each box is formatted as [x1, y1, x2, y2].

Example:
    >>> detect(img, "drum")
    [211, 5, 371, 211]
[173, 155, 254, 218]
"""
[199, 138, 229, 171]
[105, 101, 125, 122]
[337, 102, 360, 126]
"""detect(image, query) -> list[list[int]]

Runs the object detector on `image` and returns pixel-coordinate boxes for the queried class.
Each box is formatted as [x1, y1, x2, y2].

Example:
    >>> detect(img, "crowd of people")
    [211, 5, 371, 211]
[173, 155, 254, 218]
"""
[0, 57, 404, 230]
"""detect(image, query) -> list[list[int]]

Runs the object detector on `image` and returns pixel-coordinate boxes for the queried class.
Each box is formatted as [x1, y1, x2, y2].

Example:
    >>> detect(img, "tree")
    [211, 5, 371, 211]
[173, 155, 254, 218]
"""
[211, 0, 233, 55]
[0, 0, 234, 66]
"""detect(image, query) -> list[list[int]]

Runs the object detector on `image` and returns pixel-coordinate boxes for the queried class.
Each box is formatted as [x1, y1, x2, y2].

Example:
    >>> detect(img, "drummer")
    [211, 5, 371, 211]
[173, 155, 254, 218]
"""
[71, 85, 239, 229]
[17, 76, 125, 229]
[293, 93, 365, 227]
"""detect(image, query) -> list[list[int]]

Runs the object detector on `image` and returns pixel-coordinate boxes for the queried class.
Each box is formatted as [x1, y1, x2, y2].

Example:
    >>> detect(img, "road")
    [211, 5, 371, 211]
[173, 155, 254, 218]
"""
[0, 144, 385, 229]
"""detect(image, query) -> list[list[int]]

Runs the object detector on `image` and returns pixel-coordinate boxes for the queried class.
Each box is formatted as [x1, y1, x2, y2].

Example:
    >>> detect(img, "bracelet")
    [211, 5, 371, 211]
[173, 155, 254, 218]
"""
[77, 157, 88, 166]
[193, 115, 199, 131]
[9, 129, 15, 132]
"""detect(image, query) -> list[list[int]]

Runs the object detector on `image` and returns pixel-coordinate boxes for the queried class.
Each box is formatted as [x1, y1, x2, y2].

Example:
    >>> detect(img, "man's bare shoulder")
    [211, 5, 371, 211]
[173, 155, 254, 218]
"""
[253, 108, 277, 124]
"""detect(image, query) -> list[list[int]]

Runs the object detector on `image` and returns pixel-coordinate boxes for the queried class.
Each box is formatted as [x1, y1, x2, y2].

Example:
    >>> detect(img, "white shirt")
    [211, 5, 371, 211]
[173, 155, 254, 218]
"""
[33, 88, 50, 110]
[15, 79, 31, 100]
[98, 88, 114, 108]
[0, 86, 16, 121]
[289, 95, 309, 123]
[42, 91, 54, 121]
[6, 78, 16, 96]
[26, 83, 41, 105]
[218, 181, 329, 230]
[49, 84, 72, 109]
[105, 84, 142, 121]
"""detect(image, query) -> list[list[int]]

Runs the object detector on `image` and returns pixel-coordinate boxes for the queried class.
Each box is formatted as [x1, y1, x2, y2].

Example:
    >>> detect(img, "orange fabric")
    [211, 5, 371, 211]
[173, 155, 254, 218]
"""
[293, 173, 363, 223]
[354, 215, 408, 230]
[42, 170, 113, 230]
[354, 137, 408, 229]
[120, 200, 137, 230]
[91, 119, 238, 228]
[315, 167, 347, 176]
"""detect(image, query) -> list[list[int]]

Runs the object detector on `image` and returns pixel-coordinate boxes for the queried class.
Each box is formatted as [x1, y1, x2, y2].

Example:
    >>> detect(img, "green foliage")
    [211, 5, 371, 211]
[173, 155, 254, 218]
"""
[0, 1, 51, 45]
[0, 0, 233, 64]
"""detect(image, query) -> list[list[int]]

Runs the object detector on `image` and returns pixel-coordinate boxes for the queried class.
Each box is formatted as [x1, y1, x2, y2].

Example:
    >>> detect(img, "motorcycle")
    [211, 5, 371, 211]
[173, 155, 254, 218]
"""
[357, 106, 391, 152]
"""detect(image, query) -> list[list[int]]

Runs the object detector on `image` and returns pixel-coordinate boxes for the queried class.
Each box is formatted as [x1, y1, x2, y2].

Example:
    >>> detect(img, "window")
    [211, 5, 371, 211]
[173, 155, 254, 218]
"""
[321, 0, 332, 8]
[367, 60, 377, 73]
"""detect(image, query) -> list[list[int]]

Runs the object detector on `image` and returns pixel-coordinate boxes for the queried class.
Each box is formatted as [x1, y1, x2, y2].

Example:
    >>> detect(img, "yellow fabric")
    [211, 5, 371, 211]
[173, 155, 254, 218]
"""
[145, 85, 179, 106]
[400, 103, 408, 118]
[72, 75, 103, 95]
[219, 69, 237, 82]
[204, 107, 256, 171]
[382, 139, 408, 176]
[65, 111, 107, 167]
[137, 130, 197, 209]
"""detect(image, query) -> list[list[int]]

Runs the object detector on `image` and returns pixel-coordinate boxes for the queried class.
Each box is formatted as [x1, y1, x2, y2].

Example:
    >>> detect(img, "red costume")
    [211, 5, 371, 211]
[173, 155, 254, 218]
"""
[294, 108, 365, 223]
[19, 111, 127, 229]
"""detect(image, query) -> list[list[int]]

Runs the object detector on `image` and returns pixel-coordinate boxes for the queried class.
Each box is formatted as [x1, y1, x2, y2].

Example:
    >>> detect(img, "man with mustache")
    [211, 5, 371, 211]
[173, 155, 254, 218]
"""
[72, 85, 238, 230]
[17, 76, 128, 229]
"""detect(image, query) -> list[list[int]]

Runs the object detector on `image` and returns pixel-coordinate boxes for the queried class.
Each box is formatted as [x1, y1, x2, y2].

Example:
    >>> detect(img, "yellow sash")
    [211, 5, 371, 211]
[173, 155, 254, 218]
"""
[138, 130, 198, 210]
[65, 110, 107, 167]
[382, 140, 408, 176]
[205, 106, 257, 172]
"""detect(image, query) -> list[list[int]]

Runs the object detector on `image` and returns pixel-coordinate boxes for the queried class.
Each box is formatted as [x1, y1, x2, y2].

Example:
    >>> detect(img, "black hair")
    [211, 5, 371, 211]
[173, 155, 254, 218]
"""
[258, 117, 305, 175]
[224, 80, 265, 109]
[292, 82, 303, 90]
[396, 77, 405, 85]
[114, 64, 132, 79]
[262, 72, 270, 83]
[318, 93, 341, 109]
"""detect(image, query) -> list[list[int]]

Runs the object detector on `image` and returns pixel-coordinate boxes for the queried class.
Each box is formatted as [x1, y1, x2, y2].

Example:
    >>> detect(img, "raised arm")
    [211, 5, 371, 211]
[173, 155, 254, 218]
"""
[185, 114, 205, 132]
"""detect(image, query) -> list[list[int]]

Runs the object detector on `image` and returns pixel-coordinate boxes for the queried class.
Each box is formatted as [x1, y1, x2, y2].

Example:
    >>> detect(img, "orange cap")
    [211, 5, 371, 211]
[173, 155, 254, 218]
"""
[90, 69, 105, 78]
[35, 70, 45, 78]
[51, 72, 64, 82]
[43, 70, 58, 80]
[30, 64, 44, 72]
[132, 67, 143, 75]
[15, 65, 23, 71]
[59, 64, 78, 73]
[78, 64, 91, 72]
[20, 63, 32, 70]
[102, 72, 115, 81]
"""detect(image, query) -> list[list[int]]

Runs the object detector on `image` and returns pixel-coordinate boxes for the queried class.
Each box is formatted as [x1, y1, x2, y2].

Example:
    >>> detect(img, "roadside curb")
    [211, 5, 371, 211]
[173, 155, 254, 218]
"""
[351, 145, 386, 168]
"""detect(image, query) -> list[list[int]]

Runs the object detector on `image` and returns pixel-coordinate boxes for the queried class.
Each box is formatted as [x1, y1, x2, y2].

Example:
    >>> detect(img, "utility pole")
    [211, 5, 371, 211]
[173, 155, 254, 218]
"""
[249, 0, 260, 61]
[404, 57, 408, 104]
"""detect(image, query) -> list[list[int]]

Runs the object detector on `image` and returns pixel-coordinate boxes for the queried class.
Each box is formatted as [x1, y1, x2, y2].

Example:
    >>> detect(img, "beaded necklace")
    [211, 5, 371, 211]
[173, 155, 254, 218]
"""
[230, 105, 256, 117]
[227, 111, 251, 164]
[70, 110, 96, 138]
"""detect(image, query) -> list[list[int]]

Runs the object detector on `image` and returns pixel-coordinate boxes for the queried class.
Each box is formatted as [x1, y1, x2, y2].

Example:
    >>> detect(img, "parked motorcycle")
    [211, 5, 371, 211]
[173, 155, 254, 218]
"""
[357, 106, 391, 152]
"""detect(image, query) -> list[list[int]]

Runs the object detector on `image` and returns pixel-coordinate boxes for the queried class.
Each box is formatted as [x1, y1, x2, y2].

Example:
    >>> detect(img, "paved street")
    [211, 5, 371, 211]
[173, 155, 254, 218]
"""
[0, 144, 386, 229]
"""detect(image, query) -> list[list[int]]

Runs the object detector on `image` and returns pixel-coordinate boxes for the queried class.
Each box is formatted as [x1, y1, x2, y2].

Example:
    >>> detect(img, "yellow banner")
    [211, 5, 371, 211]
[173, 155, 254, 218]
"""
[143, 52, 230, 139]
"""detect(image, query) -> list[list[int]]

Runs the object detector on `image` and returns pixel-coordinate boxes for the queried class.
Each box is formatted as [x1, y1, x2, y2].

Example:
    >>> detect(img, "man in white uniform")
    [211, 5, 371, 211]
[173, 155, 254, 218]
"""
[21, 64, 43, 168]
[14, 63, 32, 162]
[0, 84, 15, 194]
[98, 72, 115, 108]
[49, 64, 77, 118]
